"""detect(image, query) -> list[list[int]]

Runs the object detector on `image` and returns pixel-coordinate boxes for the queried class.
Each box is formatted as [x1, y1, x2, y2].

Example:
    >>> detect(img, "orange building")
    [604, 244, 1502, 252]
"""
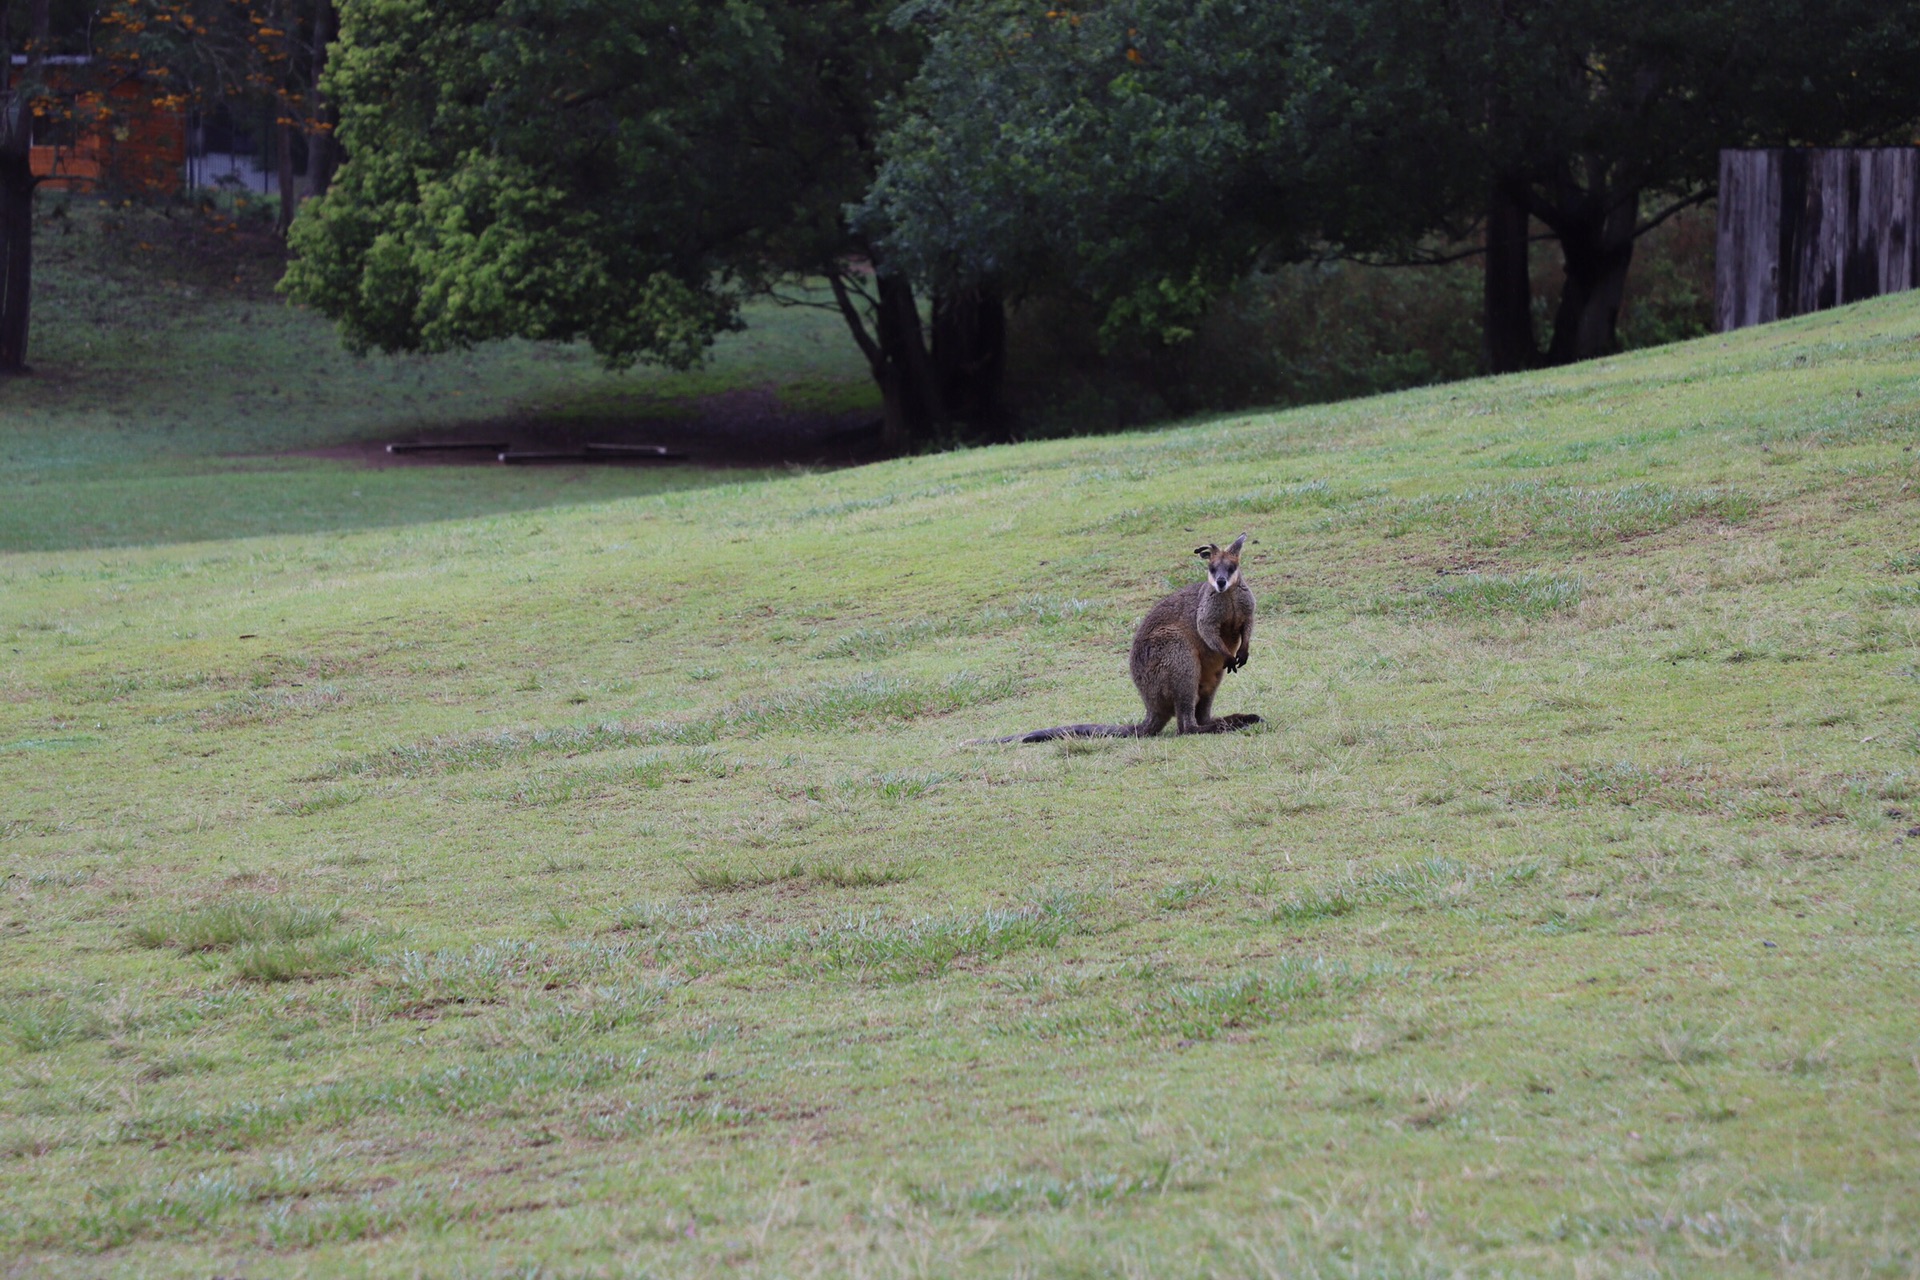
[21, 56, 186, 196]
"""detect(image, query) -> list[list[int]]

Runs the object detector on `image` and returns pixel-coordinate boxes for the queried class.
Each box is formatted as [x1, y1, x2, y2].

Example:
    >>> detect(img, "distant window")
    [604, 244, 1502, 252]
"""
[30, 108, 79, 149]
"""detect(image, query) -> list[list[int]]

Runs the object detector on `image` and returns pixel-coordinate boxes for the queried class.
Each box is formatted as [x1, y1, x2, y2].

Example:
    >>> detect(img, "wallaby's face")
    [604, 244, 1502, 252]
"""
[1193, 533, 1248, 594]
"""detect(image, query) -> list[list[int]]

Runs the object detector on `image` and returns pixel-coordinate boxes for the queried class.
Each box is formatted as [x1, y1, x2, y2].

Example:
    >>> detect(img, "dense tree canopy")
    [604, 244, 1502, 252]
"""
[287, 0, 1920, 445]
[867, 0, 1920, 372]
[106, 0, 344, 228]
[864, 1, 1298, 349]
[1431, 0, 1920, 368]
[286, 0, 1013, 448]
[860, 0, 1470, 348]
[289, 0, 826, 367]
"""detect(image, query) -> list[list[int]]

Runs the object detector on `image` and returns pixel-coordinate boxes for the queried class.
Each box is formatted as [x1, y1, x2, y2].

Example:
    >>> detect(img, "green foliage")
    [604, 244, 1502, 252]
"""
[869, 0, 1920, 362]
[1184, 258, 1485, 407]
[1003, 209, 1712, 429]
[286, 0, 917, 369]
[864, 0, 1312, 347]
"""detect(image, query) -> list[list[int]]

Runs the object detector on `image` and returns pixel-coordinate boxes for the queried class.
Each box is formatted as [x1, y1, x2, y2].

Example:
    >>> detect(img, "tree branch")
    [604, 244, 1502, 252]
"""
[1342, 230, 1558, 269]
[766, 289, 848, 314]
[1633, 188, 1713, 238]
[826, 268, 883, 372]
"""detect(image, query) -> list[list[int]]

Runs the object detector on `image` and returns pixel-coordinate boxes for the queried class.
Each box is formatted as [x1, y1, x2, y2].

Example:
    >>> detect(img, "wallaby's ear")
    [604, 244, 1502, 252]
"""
[1226, 533, 1247, 555]
[1193, 543, 1217, 558]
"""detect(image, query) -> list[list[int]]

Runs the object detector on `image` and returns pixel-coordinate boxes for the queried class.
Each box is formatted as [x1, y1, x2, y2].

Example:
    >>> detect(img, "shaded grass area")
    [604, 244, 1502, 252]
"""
[1007, 205, 1716, 434]
[0, 461, 766, 553]
[1, 291, 1919, 1275]
[1, 203, 873, 551]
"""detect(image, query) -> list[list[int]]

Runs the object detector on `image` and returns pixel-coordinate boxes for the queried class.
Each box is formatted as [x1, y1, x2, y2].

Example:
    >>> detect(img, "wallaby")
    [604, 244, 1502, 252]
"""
[982, 534, 1261, 743]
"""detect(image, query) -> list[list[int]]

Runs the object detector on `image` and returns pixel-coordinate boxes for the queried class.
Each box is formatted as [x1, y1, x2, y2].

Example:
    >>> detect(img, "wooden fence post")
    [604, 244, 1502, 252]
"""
[1716, 147, 1920, 332]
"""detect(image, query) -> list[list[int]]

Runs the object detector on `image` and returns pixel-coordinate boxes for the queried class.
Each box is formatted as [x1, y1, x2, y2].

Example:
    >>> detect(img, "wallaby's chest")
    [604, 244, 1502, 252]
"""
[1201, 585, 1254, 633]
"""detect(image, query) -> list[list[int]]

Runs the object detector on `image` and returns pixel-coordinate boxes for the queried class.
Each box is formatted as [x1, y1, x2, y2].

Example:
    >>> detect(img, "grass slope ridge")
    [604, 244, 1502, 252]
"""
[1, 293, 1919, 1276]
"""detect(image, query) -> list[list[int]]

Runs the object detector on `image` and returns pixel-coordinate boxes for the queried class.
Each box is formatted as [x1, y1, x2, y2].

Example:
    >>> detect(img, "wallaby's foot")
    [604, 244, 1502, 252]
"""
[1175, 714, 1259, 735]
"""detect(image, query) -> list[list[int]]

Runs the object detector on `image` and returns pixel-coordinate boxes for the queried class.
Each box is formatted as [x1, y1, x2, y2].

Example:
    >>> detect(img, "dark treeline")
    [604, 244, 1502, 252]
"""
[865, 0, 1920, 388]
[17, 0, 1918, 443]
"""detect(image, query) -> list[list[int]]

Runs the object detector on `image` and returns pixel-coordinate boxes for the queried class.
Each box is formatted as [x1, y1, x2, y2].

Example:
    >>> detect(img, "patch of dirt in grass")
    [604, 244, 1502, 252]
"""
[293, 386, 884, 471]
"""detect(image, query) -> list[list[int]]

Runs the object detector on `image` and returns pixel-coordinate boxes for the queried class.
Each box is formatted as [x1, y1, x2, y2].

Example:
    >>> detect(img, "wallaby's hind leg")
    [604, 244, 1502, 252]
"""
[1173, 675, 1210, 734]
[1132, 637, 1196, 737]
[1192, 686, 1260, 734]
[1177, 693, 1208, 734]
[1138, 674, 1178, 737]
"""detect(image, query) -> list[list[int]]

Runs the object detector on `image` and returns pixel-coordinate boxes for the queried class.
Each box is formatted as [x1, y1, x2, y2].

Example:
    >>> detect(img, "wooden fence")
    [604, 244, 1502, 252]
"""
[1715, 147, 1920, 332]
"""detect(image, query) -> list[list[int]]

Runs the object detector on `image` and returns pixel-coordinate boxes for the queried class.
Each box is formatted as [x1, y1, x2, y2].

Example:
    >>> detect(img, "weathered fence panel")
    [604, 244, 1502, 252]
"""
[1716, 148, 1920, 333]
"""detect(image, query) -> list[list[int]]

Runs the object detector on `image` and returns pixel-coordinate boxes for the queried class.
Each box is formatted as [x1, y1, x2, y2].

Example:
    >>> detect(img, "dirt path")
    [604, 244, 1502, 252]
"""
[294, 386, 884, 471]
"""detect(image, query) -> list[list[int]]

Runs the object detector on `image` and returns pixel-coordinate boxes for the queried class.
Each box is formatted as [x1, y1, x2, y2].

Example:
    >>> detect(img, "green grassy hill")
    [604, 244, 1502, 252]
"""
[2, 278, 1918, 1276]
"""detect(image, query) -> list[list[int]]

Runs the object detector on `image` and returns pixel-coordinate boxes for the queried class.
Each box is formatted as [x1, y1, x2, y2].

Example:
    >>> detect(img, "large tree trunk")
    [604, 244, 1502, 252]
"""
[930, 283, 1006, 435]
[276, 120, 297, 235]
[1542, 189, 1638, 366]
[307, 0, 337, 198]
[1483, 175, 1537, 374]
[0, 0, 49, 375]
[828, 267, 936, 452]
[0, 149, 34, 374]
[827, 267, 1009, 454]
[873, 272, 944, 451]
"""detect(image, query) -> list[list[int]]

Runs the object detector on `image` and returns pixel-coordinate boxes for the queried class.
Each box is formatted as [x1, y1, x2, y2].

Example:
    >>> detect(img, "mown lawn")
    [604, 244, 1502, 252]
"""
[2, 240, 1919, 1276]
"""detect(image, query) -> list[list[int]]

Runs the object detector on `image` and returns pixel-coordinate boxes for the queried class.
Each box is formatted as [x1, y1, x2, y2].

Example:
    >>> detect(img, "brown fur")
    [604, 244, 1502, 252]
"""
[983, 534, 1261, 743]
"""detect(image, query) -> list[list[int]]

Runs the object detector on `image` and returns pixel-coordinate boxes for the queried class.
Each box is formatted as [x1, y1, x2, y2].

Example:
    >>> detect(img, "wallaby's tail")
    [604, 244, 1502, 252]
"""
[969, 722, 1142, 745]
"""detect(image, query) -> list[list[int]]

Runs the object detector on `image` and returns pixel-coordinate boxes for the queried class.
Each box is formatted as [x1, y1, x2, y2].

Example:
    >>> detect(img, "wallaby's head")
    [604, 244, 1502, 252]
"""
[1193, 533, 1248, 594]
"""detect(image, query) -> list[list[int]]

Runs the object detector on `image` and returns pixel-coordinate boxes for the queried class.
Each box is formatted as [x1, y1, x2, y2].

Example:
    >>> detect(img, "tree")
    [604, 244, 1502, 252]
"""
[0, 0, 52, 373]
[862, 1, 1315, 353]
[284, 0, 1005, 451]
[867, 0, 1920, 376]
[103, 0, 341, 230]
[1401, 0, 1920, 370]
[860, 0, 1488, 366]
